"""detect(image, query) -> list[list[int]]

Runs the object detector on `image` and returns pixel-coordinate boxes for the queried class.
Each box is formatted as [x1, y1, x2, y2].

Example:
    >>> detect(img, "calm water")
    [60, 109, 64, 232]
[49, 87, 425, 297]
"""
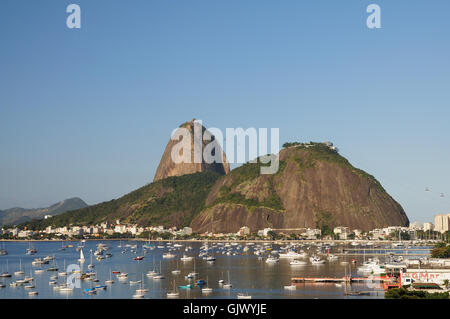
[0, 240, 431, 299]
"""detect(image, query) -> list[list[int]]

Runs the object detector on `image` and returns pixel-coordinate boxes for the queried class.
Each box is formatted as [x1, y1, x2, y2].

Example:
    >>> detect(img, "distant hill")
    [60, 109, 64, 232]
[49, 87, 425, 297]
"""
[21, 172, 221, 230]
[0, 197, 88, 226]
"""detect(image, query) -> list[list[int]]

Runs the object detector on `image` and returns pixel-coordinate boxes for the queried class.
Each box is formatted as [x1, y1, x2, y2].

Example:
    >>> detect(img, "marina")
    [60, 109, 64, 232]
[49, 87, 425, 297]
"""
[0, 240, 445, 299]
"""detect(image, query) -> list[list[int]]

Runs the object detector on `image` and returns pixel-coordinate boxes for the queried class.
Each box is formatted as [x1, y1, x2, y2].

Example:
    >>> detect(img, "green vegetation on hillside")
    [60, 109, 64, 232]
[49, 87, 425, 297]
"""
[283, 142, 385, 192]
[19, 172, 221, 230]
[209, 157, 285, 211]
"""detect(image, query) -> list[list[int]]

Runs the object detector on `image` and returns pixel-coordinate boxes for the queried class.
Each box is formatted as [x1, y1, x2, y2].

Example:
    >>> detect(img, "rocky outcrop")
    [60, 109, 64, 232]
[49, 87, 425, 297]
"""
[190, 143, 409, 233]
[153, 119, 230, 182]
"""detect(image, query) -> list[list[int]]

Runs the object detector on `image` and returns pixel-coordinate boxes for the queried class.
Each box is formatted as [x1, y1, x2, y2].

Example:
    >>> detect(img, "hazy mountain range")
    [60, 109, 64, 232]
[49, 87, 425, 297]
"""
[0, 197, 88, 227]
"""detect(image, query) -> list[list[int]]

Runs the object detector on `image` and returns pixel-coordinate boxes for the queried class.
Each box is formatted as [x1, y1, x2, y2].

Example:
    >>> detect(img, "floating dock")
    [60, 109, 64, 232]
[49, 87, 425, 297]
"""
[291, 276, 387, 284]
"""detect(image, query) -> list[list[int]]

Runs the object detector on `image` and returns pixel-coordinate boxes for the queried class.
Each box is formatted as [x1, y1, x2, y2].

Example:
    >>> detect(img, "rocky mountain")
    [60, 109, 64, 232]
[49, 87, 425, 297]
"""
[21, 172, 221, 230]
[190, 142, 409, 233]
[19, 140, 409, 234]
[153, 119, 230, 182]
[0, 197, 88, 226]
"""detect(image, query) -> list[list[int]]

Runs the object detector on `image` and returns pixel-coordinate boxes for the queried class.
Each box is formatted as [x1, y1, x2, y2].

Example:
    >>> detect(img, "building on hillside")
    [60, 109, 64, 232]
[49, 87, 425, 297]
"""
[333, 226, 350, 239]
[183, 227, 193, 236]
[238, 226, 250, 236]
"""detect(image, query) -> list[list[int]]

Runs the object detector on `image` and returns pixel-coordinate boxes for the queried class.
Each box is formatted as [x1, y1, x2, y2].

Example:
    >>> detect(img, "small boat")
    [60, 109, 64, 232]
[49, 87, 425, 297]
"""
[284, 285, 296, 290]
[28, 291, 38, 296]
[132, 293, 145, 298]
[88, 251, 95, 269]
[180, 255, 193, 261]
[83, 288, 97, 295]
[0, 260, 11, 278]
[117, 273, 128, 280]
[237, 293, 252, 299]
[133, 256, 144, 261]
[196, 279, 207, 286]
[223, 271, 232, 289]
[290, 260, 307, 266]
[178, 284, 193, 289]
[201, 276, 213, 294]
[14, 259, 25, 276]
[279, 251, 301, 259]
[58, 260, 68, 277]
[94, 285, 107, 290]
[162, 253, 175, 259]
[265, 257, 279, 263]
[310, 256, 325, 264]
[105, 269, 115, 285]
[167, 279, 179, 298]
[26, 242, 37, 255]
[202, 287, 213, 294]
[327, 254, 339, 261]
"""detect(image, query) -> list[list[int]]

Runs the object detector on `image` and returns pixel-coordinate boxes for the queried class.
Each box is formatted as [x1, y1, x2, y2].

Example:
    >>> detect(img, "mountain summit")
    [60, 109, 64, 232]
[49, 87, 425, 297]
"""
[153, 119, 230, 182]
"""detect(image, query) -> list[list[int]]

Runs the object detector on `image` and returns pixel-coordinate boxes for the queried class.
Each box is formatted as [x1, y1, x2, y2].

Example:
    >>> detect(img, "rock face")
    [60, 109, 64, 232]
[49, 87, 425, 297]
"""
[190, 143, 409, 233]
[153, 119, 230, 182]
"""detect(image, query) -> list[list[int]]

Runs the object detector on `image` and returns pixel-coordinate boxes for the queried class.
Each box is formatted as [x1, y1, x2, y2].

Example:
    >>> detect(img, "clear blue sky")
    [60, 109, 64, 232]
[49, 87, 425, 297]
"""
[1, 0, 449, 223]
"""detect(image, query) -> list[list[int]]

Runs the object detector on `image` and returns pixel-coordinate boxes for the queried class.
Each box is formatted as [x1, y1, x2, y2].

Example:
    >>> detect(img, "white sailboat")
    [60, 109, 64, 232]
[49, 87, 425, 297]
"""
[105, 269, 115, 285]
[223, 271, 232, 289]
[88, 251, 95, 269]
[78, 249, 85, 263]
[58, 260, 67, 276]
[14, 259, 25, 276]
[171, 260, 181, 274]
[167, 279, 179, 298]
[201, 276, 213, 294]
[135, 274, 149, 295]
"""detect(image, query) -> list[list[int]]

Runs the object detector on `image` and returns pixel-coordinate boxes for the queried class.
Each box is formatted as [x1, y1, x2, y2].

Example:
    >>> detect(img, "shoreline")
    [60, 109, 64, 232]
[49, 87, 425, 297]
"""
[0, 238, 438, 244]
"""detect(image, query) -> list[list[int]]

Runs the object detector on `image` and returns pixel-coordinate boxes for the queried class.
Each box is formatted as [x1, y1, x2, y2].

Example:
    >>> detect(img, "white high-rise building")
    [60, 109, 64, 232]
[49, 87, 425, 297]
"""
[434, 214, 450, 233]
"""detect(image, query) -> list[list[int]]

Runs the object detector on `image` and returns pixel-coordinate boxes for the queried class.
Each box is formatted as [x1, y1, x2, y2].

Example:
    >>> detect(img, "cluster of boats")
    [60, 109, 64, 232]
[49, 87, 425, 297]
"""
[1, 239, 428, 299]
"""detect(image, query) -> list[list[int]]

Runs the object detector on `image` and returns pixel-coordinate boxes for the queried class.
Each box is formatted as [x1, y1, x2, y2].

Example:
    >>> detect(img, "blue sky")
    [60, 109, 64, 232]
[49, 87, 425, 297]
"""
[1, 0, 449, 223]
